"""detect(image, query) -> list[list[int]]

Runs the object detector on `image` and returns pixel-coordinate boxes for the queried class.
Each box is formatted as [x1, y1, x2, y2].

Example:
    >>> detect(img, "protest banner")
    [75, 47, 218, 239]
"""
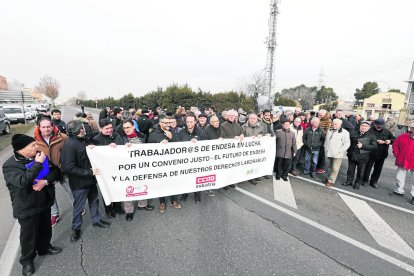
[87, 136, 276, 205]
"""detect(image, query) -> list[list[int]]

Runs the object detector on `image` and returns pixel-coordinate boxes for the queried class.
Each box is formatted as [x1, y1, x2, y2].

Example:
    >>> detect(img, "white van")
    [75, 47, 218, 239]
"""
[1, 105, 26, 124]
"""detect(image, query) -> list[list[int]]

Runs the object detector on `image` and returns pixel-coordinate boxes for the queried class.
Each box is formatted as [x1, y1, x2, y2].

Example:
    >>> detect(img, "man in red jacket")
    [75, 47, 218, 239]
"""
[392, 122, 414, 203]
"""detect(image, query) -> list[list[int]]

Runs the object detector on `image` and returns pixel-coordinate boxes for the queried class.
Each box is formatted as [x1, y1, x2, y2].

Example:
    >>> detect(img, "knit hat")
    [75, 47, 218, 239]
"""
[12, 134, 36, 151]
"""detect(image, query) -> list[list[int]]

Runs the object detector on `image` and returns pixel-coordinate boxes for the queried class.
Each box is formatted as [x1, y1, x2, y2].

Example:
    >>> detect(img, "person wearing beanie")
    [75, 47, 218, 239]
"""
[3, 134, 62, 276]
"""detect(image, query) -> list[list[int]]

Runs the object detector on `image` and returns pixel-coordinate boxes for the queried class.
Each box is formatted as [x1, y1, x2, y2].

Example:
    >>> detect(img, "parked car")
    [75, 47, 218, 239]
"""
[24, 107, 36, 120]
[1, 105, 26, 124]
[0, 110, 11, 134]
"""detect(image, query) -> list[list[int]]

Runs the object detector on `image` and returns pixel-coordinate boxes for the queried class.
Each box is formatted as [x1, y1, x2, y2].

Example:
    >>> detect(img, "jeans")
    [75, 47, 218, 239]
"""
[394, 167, 414, 196]
[72, 185, 101, 230]
[304, 150, 320, 175]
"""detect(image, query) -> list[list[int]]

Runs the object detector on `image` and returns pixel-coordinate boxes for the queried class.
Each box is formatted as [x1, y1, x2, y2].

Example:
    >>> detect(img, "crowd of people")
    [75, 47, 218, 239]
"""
[2, 105, 414, 276]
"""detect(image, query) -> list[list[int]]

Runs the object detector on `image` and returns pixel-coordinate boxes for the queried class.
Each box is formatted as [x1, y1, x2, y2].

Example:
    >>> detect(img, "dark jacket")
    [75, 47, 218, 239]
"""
[137, 115, 153, 139]
[99, 109, 107, 121]
[3, 152, 60, 219]
[52, 119, 67, 134]
[303, 127, 325, 151]
[148, 126, 179, 143]
[120, 130, 146, 144]
[92, 132, 123, 146]
[204, 125, 220, 140]
[275, 128, 297, 159]
[367, 127, 395, 159]
[220, 120, 242, 138]
[178, 127, 205, 141]
[61, 136, 97, 190]
[347, 131, 377, 162]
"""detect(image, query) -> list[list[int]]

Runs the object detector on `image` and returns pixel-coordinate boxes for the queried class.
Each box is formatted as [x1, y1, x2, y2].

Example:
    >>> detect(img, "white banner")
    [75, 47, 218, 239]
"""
[87, 136, 276, 205]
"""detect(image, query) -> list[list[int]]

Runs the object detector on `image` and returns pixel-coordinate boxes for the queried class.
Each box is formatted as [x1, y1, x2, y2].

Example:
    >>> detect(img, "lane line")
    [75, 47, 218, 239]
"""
[273, 176, 297, 209]
[0, 221, 20, 276]
[339, 193, 414, 260]
[292, 175, 414, 215]
[235, 187, 414, 274]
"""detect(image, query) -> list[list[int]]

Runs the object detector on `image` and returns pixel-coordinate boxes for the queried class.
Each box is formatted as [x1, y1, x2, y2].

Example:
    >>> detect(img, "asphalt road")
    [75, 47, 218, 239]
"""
[1, 106, 414, 275]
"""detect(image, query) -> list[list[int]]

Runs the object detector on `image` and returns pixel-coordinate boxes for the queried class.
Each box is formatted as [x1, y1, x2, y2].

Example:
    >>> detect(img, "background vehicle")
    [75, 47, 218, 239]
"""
[1, 105, 26, 124]
[0, 110, 11, 134]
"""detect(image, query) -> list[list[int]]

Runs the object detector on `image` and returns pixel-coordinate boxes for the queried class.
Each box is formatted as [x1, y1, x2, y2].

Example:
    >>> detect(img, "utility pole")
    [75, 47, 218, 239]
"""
[263, 0, 279, 110]
[318, 68, 325, 90]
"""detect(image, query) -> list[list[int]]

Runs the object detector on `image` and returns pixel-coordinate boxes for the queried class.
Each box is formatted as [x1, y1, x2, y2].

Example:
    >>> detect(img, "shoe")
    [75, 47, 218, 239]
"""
[180, 194, 188, 202]
[81, 208, 86, 216]
[38, 245, 62, 256]
[159, 203, 166, 214]
[195, 195, 201, 203]
[22, 263, 34, 276]
[310, 173, 315, 178]
[281, 176, 288, 181]
[316, 169, 325, 174]
[249, 179, 257, 185]
[223, 186, 229, 191]
[70, 229, 81, 243]
[289, 170, 299, 176]
[126, 213, 134, 221]
[137, 205, 154, 211]
[114, 208, 125, 215]
[264, 175, 272, 180]
[51, 215, 60, 227]
[105, 210, 116, 219]
[92, 220, 110, 228]
[352, 183, 360, 190]
[229, 184, 236, 189]
[276, 176, 280, 180]
[206, 190, 215, 197]
[255, 178, 262, 182]
[369, 183, 378, 188]
[393, 191, 404, 196]
[171, 200, 182, 209]
[326, 180, 334, 187]
[342, 182, 352, 186]
[361, 182, 368, 187]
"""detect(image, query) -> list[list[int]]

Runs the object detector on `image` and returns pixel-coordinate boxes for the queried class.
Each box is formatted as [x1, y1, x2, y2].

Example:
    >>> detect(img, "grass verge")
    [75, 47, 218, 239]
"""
[0, 122, 36, 152]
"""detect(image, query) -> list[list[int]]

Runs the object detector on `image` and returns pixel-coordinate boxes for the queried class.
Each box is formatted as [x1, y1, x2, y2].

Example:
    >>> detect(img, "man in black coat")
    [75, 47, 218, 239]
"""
[93, 119, 124, 218]
[61, 120, 110, 243]
[343, 121, 377, 189]
[178, 114, 205, 203]
[362, 118, 395, 188]
[3, 134, 62, 276]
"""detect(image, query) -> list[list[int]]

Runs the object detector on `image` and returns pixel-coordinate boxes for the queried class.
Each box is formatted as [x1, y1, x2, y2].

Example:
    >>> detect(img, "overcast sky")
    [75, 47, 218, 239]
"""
[1, 0, 413, 103]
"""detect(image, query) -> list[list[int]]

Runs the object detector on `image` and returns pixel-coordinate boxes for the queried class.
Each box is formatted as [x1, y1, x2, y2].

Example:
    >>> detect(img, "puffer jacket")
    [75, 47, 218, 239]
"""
[3, 152, 60, 219]
[393, 133, 414, 170]
[34, 125, 68, 169]
[324, 128, 350, 158]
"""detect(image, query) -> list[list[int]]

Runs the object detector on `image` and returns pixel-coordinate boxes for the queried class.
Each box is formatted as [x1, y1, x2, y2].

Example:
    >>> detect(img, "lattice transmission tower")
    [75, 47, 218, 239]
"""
[263, 0, 279, 109]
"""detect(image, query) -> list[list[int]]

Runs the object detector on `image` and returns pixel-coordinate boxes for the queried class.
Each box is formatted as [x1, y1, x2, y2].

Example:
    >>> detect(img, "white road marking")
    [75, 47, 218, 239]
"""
[0, 221, 20, 276]
[292, 175, 414, 215]
[339, 193, 414, 260]
[235, 187, 414, 274]
[273, 176, 297, 209]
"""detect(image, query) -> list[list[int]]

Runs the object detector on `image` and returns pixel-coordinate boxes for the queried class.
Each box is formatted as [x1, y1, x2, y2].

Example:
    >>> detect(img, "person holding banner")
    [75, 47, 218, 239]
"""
[179, 113, 206, 203]
[61, 120, 110, 243]
[3, 134, 62, 276]
[242, 113, 269, 185]
[93, 119, 124, 218]
[120, 119, 155, 221]
[220, 109, 244, 190]
[148, 115, 182, 213]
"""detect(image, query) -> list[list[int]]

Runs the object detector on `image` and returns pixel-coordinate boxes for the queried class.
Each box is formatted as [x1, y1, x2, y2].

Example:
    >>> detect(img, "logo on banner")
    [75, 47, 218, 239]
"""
[246, 168, 258, 175]
[125, 185, 148, 197]
[196, 174, 216, 188]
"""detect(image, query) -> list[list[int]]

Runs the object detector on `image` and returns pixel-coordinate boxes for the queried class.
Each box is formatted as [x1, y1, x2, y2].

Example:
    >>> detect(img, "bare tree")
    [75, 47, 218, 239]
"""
[36, 75, 60, 106]
[243, 71, 265, 112]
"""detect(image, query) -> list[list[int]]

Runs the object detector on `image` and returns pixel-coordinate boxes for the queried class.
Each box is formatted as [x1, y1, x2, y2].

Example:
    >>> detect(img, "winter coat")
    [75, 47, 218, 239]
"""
[220, 120, 242, 138]
[137, 115, 153, 138]
[367, 127, 395, 159]
[261, 119, 274, 136]
[393, 133, 414, 170]
[324, 128, 350, 158]
[289, 124, 304, 149]
[148, 126, 179, 143]
[347, 131, 377, 162]
[347, 115, 357, 130]
[61, 136, 97, 190]
[242, 122, 268, 137]
[204, 125, 221, 140]
[92, 132, 123, 146]
[120, 130, 146, 145]
[178, 127, 205, 141]
[3, 152, 60, 219]
[319, 115, 332, 134]
[303, 127, 325, 151]
[51, 119, 67, 134]
[34, 126, 68, 169]
[275, 128, 297, 159]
